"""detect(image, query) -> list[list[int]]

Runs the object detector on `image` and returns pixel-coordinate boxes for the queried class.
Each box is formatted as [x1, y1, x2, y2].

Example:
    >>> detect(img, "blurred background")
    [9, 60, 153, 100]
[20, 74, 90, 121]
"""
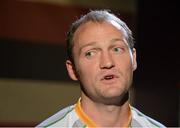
[0, 0, 179, 126]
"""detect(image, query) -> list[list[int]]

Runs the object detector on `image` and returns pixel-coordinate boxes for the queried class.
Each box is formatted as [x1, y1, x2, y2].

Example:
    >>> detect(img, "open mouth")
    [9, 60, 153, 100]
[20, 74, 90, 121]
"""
[100, 74, 118, 84]
[101, 74, 119, 81]
[104, 75, 115, 80]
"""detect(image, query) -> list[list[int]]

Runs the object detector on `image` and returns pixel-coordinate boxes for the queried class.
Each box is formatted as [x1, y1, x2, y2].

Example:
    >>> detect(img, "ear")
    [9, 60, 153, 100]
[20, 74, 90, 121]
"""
[66, 60, 78, 81]
[132, 48, 137, 71]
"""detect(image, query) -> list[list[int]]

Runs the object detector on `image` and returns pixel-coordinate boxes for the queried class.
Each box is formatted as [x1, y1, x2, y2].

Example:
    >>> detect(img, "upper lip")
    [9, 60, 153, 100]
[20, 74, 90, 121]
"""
[100, 72, 119, 80]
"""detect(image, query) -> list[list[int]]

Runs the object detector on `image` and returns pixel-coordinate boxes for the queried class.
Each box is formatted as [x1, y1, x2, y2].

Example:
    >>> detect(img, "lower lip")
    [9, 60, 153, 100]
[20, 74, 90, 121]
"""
[101, 77, 118, 85]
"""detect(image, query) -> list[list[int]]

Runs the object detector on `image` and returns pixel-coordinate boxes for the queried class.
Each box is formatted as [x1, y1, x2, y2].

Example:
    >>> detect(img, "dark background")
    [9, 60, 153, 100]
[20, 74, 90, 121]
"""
[135, 1, 179, 126]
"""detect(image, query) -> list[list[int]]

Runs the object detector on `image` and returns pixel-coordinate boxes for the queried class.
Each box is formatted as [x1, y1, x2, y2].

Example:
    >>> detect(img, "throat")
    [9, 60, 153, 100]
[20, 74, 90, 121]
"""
[79, 96, 131, 127]
[94, 102, 131, 127]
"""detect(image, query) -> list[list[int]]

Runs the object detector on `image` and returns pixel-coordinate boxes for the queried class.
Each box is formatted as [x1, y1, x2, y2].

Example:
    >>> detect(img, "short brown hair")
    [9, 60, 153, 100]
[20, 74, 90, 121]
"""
[66, 10, 134, 62]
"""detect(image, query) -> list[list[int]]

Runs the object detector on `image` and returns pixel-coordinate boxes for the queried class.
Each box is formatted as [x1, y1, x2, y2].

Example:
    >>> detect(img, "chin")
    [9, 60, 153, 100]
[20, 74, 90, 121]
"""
[100, 91, 129, 106]
[103, 86, 126, 96]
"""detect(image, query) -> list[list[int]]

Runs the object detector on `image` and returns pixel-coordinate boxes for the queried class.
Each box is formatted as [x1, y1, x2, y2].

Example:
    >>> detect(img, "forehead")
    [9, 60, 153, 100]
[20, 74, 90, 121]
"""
[73, 21, 127, 45]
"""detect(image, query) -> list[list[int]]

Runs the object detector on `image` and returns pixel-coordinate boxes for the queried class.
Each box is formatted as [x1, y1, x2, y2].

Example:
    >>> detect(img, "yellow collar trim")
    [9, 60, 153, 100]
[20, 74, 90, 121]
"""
[127, 104, 132, 127]
[75, 98, 97, 127]
[75, 98, 132, 127]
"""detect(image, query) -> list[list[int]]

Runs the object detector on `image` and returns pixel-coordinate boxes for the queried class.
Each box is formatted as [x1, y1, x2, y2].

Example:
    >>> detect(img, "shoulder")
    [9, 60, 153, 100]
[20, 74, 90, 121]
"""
[131, 106, 166, 128]
[36, 105, 76, 127]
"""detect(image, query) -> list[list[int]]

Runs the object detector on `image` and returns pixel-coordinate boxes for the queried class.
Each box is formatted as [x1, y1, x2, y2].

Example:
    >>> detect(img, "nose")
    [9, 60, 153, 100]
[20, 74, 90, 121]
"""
[100, 52, 115, 69]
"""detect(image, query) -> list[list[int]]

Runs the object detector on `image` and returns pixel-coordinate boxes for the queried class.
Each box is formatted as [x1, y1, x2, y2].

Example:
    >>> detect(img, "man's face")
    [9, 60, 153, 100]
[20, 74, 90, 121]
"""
[66, 21, 137, 104]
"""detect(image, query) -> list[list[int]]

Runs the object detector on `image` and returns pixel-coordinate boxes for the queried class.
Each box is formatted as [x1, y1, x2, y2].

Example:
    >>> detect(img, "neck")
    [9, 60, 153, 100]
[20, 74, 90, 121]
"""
[80, 93, 131, 127]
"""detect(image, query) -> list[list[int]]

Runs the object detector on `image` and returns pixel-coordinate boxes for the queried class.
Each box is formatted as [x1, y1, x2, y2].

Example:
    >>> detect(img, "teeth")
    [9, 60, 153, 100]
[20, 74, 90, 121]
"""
[104, 75, 113, 79]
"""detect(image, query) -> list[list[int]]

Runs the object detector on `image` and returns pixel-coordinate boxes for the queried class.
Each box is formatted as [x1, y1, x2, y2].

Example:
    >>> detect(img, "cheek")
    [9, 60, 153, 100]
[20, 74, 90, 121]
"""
[116, 53, 132, 67]
[115, 55, 134, 77]
[122, 62, 134, 83]
[77, 59, 98, 80]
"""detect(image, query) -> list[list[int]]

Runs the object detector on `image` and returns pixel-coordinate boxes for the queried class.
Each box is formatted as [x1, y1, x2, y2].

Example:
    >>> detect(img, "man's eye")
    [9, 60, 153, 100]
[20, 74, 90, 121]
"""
[113, 47, 123, 53]
[85, 51, 95, 58]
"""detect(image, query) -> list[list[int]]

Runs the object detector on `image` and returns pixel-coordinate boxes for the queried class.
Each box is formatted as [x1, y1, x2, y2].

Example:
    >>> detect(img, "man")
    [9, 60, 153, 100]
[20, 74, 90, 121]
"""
[37, 10, 165, 127]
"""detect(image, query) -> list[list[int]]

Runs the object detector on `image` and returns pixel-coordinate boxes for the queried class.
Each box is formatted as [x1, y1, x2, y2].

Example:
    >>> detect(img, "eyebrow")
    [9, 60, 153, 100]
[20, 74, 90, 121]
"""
[79, 41, 97, 53]
[110, 38, 126, 44]
[110, 38, 130, 48]
[79, 38, 128, 54]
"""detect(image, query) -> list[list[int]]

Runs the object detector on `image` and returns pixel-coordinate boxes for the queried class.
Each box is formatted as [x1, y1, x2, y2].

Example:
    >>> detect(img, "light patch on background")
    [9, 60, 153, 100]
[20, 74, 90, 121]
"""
[0, 79, 80, 124]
